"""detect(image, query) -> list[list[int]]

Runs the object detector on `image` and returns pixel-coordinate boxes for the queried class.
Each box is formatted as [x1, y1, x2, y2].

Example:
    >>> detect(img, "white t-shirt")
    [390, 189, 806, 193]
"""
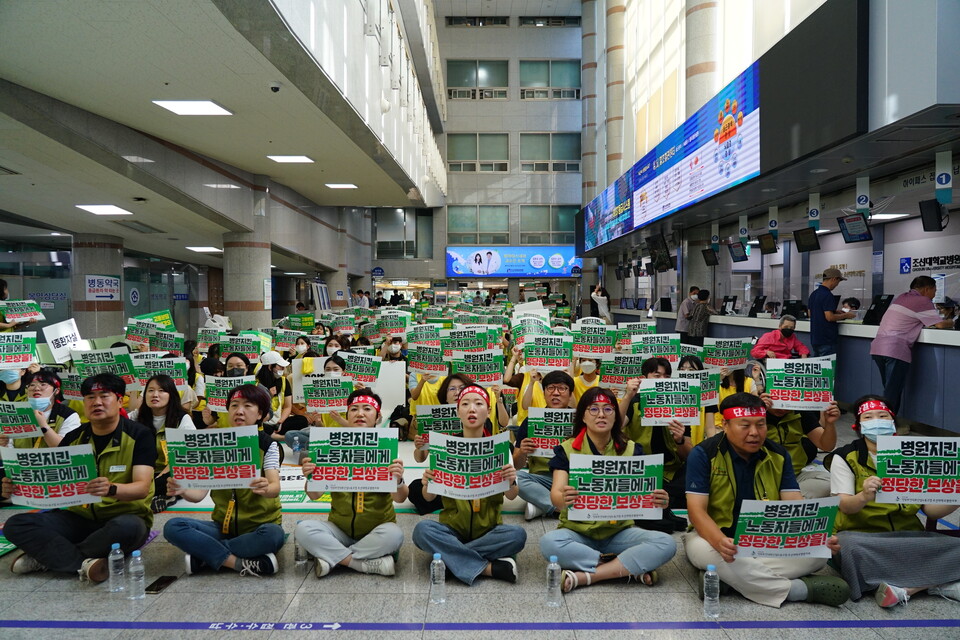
[127, 410, 195, 431]
[42, 408, 81, 438]
[829, 450, 877, 496]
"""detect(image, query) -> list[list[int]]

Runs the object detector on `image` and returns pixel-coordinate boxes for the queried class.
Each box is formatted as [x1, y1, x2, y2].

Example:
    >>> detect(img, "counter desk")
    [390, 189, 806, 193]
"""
[612, 309, 960, 433]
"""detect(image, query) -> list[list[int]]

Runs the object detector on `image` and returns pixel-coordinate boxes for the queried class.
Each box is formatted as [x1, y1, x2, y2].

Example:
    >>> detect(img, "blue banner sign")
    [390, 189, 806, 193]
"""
[446, 246, 582, 278]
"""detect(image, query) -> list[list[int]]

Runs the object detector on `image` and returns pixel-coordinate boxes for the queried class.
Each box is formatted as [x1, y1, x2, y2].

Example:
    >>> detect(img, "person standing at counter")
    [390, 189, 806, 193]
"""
[869, 276, 954, 415]
[808, 268, 857, 357]
[676, 286, 700, 344]
[750, 315, 809, 360]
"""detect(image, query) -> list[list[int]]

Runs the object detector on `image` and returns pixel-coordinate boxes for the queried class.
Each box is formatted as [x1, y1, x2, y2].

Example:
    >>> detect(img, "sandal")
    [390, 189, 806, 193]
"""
[628, 569, 659, 586]
[562, 569, 592, 593]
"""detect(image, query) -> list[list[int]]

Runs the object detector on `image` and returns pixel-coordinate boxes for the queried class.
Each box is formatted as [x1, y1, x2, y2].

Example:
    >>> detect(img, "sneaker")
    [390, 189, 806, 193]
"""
[524, 502, 545, 521]
[10, 553, 47, 575]
[490, 557, 518, 583]
[875, 581, 909, 608]
[184, 554, 205, 575]
[928, 580, 960, 602]
[237, 553, 279, 577]
[151, 495, 167, 514]
[360, 555, 395, 576]
[314, 558, 331, 579]
[78, 557, 108, 583]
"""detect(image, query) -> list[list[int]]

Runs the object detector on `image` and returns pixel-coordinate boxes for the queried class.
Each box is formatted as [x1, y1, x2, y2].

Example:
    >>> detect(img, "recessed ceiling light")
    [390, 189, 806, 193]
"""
[325, 183, 358, 189]
[270, 264, 276, 268]
[268, 155, 314, 163]
[76, 205, 134, 216]
[50, 232, 62, 236]
[122, 155, 155, 163]
[816, 229, 831, 234]
[809, 168, 829, 174]
[185, 246, 223, 253]
[203, 183, 242, 189]
[284, 272, 306, 275]
[870, 213, 909, 220]
[152, 100, 232, 116]
[723, 202, 739, 207]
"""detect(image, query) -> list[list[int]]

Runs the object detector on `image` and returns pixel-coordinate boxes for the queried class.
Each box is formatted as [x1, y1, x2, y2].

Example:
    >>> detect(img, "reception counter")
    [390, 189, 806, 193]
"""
[612, 309, 960, 433]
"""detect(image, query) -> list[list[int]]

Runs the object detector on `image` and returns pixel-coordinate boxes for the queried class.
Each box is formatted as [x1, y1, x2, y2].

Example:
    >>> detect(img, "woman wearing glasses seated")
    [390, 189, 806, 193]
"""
[539, 386, 677, 592]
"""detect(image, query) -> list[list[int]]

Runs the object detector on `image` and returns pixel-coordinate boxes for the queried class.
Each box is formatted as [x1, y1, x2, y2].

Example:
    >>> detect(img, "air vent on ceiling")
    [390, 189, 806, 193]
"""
[0, 165, 20, 176]
[112, 220, 166, 234]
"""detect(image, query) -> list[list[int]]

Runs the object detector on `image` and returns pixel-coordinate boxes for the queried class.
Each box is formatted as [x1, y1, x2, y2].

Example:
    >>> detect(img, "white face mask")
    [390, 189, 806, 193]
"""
[580, 361, 597, 374]
[690, 295, 698, 300]
[327, 345, 340, 356]
[295, 344, 308, 354]
[324, 371, 341, 378]
[841, 307, 850, 313]
[389, 344, 402, 354]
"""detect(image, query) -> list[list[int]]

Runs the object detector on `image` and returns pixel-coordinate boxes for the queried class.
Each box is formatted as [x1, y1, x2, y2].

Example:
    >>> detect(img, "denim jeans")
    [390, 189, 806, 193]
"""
[411, 520, 526, 585]
[811, 343, 837, 357]
[164, 517, 285, 569]
[517, 470, 556, 516]
[872, 355, 911, 415]
[4, 509, 149, 573]
[539, 526, 676, 576]
[295, 519, 403, 566]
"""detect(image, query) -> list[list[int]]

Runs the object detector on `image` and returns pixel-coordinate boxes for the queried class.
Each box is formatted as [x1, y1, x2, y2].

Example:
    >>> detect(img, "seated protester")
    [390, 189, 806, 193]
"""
[4, 373, 156, 582]
[540, 387, 677, 592]
[292, 335, 312, 359]
[685, 392, 850, 608]
[380, 336, 406, 362]
[514, 371, 576, 520]
[199, 343, 222, 375]
[323, 335, 351, 356]
[257, 351, 293, 434]
[296, 391, 407, 578]
[759, 391, 839, 499]
[164, 384, 284, 577]
[714, 364, 759, 429]
[750, 315, 810, 360]
[618, 357, 690, 532]
[411, 385, 526, 585]
[573, 357, 601, 403]
[200, 352, 253, 429]
[128, 374, 195, 513]
[677, 355, 716, 446]
[1, 366, 26, 402]
[825, 395, 960, 607]
[0, 368, 80, 449]
[282, 355, 357, 456]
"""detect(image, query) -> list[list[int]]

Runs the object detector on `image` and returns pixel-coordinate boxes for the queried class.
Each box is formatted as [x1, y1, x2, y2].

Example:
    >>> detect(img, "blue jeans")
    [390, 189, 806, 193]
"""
[811, 343, 837, 357]
[539, 526, 677, 576]
[517, 470, 556, 516]
[411, 520, 526, 585]
[872, 355, 910, 415]
[164, 517, 285, 569]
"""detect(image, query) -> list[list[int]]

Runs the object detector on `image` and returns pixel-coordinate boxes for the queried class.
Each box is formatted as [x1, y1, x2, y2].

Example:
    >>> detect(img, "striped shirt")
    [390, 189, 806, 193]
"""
[869, 290, 941, 362]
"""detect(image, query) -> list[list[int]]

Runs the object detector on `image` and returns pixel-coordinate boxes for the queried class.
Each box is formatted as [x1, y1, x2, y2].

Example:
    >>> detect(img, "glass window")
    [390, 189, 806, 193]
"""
[520, 205, 551, 232]
[477, 61, 508, 87]
[477, 134, 508, 161]
[447, 206, 478, 232]
[478, 206, 509, 231]
[555, 206, 577, 232]
[551, 61, 581, 87]
[519, 61, 550, 87]
[520, 134, 550, 162]
[447, 134, 477, 161]
[447, 60, 477, 87]
[551, 133, 581, 161]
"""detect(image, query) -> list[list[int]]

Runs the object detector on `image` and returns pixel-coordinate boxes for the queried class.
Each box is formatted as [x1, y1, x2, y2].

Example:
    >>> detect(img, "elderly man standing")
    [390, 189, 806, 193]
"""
[751, 315, 810, 360]
[676, 286, 700, 344]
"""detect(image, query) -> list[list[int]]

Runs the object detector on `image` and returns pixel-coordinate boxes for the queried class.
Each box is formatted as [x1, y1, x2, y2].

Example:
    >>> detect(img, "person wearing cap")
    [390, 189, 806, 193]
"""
[750, 315, 810, 361]
[0, 368, 80, 449]
[164, 384, 284, 578]
[540, 387, 677, 592]
[412, 385, 526, 585]
[256, 351, 292, 432]
[513, 370, 576, 521]
[824, 395, 960, 607]
[684, 392, 851, 608]
[296, 390, 407, 579]
[808, 268, 856, 357]
[4, 373, 157, 583]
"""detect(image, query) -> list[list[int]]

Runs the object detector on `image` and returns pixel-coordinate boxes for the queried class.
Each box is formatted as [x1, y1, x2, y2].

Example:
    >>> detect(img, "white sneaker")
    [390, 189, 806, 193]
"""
[929, 580, 960, 602]
[361, 555, 395, 576]
[314, 558, 331, 578]
[524, 502, 545, 521]
[875, 582, 909, 608]
[10, 553, 46, 575]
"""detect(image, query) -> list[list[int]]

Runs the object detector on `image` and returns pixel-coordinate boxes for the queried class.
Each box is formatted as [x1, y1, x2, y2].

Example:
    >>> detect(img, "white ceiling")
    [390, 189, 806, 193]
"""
[433, 1, 582, 17]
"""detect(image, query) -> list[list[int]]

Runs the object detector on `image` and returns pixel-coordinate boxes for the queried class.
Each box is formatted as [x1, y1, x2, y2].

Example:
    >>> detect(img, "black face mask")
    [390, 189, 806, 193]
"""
[780, 328, 795, 338]
[226, 367, 246, 377]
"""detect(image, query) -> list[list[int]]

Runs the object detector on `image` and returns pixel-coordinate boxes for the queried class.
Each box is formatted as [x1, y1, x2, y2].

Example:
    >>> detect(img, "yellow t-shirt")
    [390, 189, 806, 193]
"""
[516, 374, 545, 425]
[715, 376, 755, 427]
[573, 375, 599, 403]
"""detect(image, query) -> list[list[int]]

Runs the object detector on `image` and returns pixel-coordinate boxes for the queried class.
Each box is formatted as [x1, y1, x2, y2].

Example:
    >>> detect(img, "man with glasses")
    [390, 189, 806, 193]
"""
[512, 370, 575, 520]
[2, 373, 156, 583]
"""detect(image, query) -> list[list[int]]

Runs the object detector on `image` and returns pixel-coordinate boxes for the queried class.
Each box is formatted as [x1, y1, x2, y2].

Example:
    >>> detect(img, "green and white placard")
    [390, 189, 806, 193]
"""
[204, 375, 257, 411]
[219, 334, 261, 363]
[766, 357, 835, 410]
[733, 497, 839, 558]
[571, 322, 617, 356]
[450, 349, 504, 387]
[567, 453, 664, 521]
[598, 353, 646, 390]
[522, 335, 573, 376]
[407, 344, 447, 377]
[71, 347, 138, 391]
[307, 428, 399, 492]
[0, 300, 45, 323]
[415, 404, 461, 450]
[0, 402, 44, 439]
[702, 337, 752, 367]
[167, 425, 260, 490]
[630, 333, 682, 362]
[150, 330, 185, 356]
[616, 321, 656, 349]
[340, 351, 382, 386]
[525, 407, 575, 457]
[287, 313, 315, 333]
[876, 436, 960, 504]
[677, 367, 721, 407]
[0, 331, 37, 369]
[638, 378, 701, 426]
[0, 444, 99, 508]
[428, 432, 511, 499]
[302, 375, 354, 414]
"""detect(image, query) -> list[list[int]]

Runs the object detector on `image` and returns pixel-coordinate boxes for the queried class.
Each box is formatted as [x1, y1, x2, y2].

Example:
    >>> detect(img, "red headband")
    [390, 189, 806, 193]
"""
[857, 400, 894, 418]
[349, 395, 381, 412]
[457, 385, 488, 404]
[722, 406, 767, 420]
[89, 382, 123, 401]
[592, 395, 613, 405]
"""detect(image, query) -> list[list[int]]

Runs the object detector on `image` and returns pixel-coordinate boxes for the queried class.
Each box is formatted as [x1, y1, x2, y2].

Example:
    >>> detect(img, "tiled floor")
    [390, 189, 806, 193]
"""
[1, 415, 958, 638]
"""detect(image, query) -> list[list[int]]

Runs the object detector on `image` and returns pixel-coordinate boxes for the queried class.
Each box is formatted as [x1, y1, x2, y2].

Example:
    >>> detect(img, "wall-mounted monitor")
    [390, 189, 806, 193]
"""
[757, 233, 778, 255]
[919, 199, 946, 232]
[793, 227, 821, 253]
[702, 248, 720, 266]
[632, 263, 643, 277]
[636, 297, 648, 309]
[446, 246, 582, 277]
[614, 266, 624, 280]
[727, 241, 749, 262]
[646, 233, 672, 272]
[837, 213, 872, 243]
[619, 298, 636, 309]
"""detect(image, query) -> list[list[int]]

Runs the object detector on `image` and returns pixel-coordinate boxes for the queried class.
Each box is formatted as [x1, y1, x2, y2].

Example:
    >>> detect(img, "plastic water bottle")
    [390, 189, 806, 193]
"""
[294, 538, 308, 568]
[545, 555, 562, 607]
[108, 543, 124, 593]
[703, 564, 720, 619]
[127, 550, 145, 600]
[429, 553, 446, 604]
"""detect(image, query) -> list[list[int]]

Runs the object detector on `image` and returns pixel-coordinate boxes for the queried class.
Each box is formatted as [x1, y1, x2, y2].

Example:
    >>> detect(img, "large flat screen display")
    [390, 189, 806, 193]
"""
[445, 246, 583, 278]
[583, 171, 633, 251]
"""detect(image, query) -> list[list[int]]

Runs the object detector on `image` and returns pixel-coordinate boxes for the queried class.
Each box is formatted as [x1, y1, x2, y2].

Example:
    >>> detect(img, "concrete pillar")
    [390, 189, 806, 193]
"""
[223, 178, 272, 330]
[685, 0, 720, 118]
[581, 0, 599, 204]
[70, 234, 125, 338]
[605, 1, 626, 180]
[327, 208, 351, 309]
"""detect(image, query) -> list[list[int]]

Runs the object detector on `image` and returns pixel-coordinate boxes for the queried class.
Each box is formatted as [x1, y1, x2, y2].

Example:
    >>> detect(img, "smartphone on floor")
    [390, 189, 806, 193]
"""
[145, 575, 178, 594]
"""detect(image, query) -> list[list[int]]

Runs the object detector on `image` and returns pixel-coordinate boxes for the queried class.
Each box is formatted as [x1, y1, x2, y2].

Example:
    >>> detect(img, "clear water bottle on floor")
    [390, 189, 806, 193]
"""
[429, 553, 446, 604]
[127, 550, 145, 600]
[294, 537, 308, 568]
[703, 564, 720, 620]
[108, 543, 124, 593]
[545, 555, 562, 607]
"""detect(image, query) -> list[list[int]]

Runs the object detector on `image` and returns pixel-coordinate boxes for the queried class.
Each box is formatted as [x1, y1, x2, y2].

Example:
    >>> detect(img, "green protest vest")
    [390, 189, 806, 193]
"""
[65, 417, 155, 528]
[329, 491, 397, 539]
[439, 493, 504, 541]
[765, 412, 817, 473]
[624, 403, 682, 481]
[824, 439, 922, 534]
[557, 436, 640, 540]
[13, 403, 74, 449]
[701, 434, 787, 531]
[211, 435, 282, 536]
